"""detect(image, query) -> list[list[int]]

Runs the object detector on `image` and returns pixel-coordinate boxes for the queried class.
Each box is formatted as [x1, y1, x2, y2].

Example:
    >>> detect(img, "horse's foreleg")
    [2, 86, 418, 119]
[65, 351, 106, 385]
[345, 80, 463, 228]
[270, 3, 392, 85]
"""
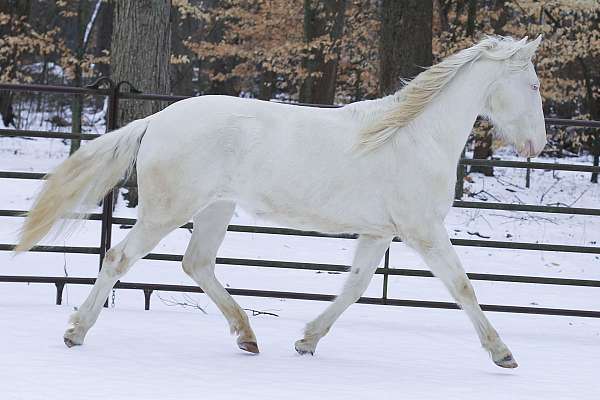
[182, 201, 259, 354]
[295, 235, 390, 355]
[63, 220, 175, 347]
[407, 223, 517, 368]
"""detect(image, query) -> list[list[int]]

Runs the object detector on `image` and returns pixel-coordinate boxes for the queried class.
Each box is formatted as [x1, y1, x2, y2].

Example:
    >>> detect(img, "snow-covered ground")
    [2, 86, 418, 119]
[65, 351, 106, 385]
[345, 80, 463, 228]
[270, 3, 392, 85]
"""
[1, 118, 600, 399]
[2, 296, 600, 400]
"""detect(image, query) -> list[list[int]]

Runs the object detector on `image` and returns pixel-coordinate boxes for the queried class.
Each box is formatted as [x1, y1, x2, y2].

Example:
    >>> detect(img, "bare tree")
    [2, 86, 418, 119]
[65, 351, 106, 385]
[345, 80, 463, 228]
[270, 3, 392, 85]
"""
[379, 0, 433, 95]
[0, 0, 32, 127]
[69, 0, 103, 155]
[299, 0, 347, 104]
[111, 0, 172, 207]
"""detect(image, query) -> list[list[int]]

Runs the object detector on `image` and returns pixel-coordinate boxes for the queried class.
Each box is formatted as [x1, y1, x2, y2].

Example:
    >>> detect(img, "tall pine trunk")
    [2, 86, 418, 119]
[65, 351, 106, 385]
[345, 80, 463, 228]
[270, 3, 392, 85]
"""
[379, 0, 432, 95]
[299, 0, 347, 105]
[111, 0, 172, 207]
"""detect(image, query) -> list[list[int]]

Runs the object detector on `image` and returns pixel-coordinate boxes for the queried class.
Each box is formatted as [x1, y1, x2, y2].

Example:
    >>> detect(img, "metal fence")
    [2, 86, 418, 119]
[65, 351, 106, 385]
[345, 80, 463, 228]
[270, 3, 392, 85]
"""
[1, 80, 599, 318]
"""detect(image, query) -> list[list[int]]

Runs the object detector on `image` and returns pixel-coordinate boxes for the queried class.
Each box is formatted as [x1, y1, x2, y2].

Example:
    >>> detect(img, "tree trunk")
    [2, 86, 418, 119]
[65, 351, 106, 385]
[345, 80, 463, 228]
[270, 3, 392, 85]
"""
[464, 0, 495, 176]
[466, 0, 477, 37]
[0, 92, 15, 127]
[299, 0, 347, 105]
[470, 130, 494, 176]
[0, 0, 32, 127]
[579, 58, 600, 183]
[70, 0, 86, 155]
[94, 0, 113, 79]
[170, 3, 197, 96]
[258, 70, 276, 101]
[111, 0, 172, 207]
[379, 0, 432, 95]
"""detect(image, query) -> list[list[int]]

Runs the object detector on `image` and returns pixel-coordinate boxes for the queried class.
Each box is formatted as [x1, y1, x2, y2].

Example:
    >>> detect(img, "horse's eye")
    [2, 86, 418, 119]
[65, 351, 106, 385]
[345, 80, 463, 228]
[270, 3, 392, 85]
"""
[530, 83, 540, 91]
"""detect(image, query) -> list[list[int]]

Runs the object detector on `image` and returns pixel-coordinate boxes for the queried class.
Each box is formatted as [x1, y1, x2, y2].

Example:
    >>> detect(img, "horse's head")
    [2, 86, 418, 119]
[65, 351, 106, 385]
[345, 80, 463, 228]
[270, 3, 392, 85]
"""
[482, 35, 546, 158]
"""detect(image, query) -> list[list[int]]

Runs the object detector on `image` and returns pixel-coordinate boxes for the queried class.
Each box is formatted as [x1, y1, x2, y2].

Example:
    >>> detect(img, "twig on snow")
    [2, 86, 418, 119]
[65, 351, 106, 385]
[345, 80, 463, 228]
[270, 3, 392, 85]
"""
[156, 293, 207, 314]
[539, 178, 561, 204]
[244, 308, 279, 317]
[466, 231, 491, 239]
[568, 187, 590, 207]
[489, 213, 558, 225]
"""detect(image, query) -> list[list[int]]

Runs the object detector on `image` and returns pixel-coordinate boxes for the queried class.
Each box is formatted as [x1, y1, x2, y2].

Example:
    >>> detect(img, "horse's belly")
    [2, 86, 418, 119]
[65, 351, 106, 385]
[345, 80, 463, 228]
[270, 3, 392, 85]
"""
[235, 192, 393, 236]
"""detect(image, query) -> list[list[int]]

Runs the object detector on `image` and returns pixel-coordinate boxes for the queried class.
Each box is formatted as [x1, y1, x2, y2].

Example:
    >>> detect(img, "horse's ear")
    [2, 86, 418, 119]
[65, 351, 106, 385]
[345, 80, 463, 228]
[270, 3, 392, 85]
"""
[515, 35, 543, 60]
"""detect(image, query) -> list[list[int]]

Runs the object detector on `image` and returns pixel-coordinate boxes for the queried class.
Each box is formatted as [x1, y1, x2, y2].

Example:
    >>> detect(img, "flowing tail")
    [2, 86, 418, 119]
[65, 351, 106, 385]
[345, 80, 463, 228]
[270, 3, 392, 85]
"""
[15, 118, 151, 253]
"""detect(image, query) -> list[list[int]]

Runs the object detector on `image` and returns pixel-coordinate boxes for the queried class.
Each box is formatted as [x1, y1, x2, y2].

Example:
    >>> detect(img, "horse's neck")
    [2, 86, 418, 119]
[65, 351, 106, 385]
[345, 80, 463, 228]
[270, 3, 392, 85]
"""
[413, 60, 502, 162]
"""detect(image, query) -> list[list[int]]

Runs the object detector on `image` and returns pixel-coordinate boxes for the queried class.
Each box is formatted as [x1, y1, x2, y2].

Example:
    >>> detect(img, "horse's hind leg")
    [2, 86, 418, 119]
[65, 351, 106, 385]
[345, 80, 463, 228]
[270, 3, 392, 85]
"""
[182, 201, 258, 353]
[295, 235, 390, 355]
[63, 219, 179, 347]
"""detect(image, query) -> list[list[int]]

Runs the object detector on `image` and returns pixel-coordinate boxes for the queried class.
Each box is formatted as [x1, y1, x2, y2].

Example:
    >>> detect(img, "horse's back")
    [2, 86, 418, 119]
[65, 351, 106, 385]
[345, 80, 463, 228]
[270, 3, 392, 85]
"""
[134, 96, 360, 222]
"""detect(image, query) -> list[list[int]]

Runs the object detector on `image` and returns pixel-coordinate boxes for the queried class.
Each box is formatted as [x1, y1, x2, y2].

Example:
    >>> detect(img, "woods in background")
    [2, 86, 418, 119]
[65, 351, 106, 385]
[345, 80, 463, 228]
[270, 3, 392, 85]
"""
[0, 0, 599, 172]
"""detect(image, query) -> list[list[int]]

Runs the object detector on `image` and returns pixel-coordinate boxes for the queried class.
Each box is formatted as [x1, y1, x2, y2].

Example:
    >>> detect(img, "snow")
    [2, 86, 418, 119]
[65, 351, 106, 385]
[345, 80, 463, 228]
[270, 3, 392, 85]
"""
[1, 296, 599, 399]
[1, 117, 600, 399]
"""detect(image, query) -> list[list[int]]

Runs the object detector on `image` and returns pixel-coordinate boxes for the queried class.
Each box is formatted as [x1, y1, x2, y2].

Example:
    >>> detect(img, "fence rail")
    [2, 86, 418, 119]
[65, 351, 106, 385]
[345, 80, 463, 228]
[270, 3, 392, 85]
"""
[1, 81, 599, 318]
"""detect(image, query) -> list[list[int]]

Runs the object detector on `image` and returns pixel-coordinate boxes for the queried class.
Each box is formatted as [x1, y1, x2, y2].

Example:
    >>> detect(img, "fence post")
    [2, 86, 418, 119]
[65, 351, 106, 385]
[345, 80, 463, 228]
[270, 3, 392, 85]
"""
[100, 79, 118, 270]
[455, 147, 467, 199]
[144, 289, 153, 310]
[86, 77, 118, 307]
[382, 247, 390, 304]
[592, 131, 599, 184]
[525, 158, 531, 188]
[55, 282, 65, 305]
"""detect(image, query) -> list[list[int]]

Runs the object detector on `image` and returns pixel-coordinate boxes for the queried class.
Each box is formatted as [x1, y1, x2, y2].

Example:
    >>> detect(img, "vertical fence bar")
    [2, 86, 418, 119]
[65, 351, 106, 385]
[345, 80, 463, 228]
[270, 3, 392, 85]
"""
[382, 247, 390, 304]
[525, 157, 531, 188]
[144, 289, 153, 310]
[591, 131, 599, 184]
[99, 82, 118, 271]
[55, 282, 65, 305]
[99, 80, 118, 307]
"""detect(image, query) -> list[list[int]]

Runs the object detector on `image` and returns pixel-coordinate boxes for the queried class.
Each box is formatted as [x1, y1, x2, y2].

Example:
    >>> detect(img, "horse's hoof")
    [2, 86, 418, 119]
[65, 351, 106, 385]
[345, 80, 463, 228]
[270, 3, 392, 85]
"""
[294, 339, 315, 356]
[63, 337, 80, 348]
[238, 341, 260, 354]
[295, 347, 314, 356]
[63, 324, 85, 348]
[493, 353, 518, 369]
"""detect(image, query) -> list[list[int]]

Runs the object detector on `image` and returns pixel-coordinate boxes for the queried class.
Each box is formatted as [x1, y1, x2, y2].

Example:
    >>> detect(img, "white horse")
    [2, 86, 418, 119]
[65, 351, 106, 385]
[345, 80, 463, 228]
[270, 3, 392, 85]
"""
[16, 35, 546, 368]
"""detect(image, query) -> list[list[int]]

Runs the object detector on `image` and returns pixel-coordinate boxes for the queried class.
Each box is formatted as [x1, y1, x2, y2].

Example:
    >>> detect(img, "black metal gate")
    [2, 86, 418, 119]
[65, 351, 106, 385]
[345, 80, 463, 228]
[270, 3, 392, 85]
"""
[1, 81, 599, 317]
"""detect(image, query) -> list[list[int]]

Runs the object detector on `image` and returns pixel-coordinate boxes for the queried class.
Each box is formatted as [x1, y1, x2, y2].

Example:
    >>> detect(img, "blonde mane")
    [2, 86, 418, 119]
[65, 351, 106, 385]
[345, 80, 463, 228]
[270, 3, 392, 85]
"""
[357, 36, 534, 151]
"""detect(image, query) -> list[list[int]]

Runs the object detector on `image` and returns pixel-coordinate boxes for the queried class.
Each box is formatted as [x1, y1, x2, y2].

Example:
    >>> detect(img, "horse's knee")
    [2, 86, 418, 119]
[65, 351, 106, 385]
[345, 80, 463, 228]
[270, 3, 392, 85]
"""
[454, 279, 476, 302]
[102, 248, 129, 278]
